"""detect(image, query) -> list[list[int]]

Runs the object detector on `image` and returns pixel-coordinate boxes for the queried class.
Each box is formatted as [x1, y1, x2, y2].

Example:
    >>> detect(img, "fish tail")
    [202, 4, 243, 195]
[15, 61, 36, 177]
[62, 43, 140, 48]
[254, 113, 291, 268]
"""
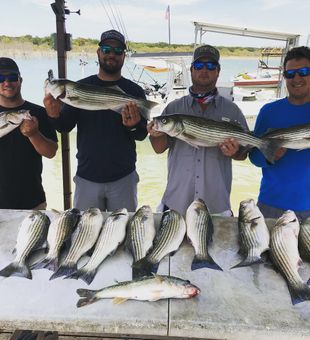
[66, 268, 97, 285]
[191, 254, 223, 271]
[289, 282, 310, 305]
[138, 106, 151, 121]
[76, 288, 99, 308]
[132, 258, 158, 279]
[231, 256, 263, 269]
[0, 261, 32, 279]
[43, 258, 59, 272]
[49, 262, 77, 280]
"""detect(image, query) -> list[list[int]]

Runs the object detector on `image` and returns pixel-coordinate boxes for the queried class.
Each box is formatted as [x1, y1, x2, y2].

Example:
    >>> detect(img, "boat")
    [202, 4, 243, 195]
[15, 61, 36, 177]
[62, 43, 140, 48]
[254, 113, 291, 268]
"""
[232, 48, 283, 88]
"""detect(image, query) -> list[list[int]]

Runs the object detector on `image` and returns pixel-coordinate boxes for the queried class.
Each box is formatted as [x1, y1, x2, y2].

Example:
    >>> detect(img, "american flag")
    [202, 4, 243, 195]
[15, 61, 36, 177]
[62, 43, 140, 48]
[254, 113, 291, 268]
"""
[165, 5, 170, 20]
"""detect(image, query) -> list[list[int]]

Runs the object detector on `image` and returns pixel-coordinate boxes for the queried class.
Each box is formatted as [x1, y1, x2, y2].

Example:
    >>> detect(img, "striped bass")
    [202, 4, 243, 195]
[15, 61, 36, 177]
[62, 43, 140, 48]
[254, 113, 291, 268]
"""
[231, 199, 270, 269]
[270, 210, 310, 305]
[0, 109, 32, 138]
[76, 274, 200, 307]
[32, 208, 80, 272]
[0, 211, 50, 279]
[132, 209, 186, 278]
[67, 208, 129, 285]
[126, 205, 156, 264]
[299, 217, 310, 262]
[153, 114, 278, 163]
[45, 70, 158, 120]
[50, 207, 103, 280]
[186, 199, 222, 271]
[262, 123, 310, 150]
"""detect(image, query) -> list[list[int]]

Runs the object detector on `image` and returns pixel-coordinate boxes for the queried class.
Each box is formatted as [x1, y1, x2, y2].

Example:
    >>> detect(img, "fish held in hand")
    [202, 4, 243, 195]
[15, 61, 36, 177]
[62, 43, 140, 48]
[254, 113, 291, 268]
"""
[76, 274, 200, 307]
[153, 114, 278, 163]
[270, 210, 310, 305]
[231, 199, 270, 269]
[0, 109, 32, 138]
[186, 199, 222, 271]
[45, 70, 158, 120]
[0, 211, 50, 279]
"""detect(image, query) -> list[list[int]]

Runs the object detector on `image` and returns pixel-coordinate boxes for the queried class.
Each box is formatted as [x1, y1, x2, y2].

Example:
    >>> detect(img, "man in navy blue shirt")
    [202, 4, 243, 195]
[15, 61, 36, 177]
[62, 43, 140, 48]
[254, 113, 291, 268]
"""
[44, 30, 147, 212]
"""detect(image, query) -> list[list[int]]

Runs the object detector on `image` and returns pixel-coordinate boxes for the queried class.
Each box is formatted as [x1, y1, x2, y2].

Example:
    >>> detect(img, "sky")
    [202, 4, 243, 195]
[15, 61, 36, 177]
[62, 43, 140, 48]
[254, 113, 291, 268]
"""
[1, 0, 310, 48]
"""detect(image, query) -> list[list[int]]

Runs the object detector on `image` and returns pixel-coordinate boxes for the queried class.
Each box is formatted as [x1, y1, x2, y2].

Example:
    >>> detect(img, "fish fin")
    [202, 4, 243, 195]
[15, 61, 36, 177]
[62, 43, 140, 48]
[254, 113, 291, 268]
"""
[48, 69, 54, 81]
[76, 288, 99, 308]
[0, 261, 32, 279]
[260, 140, 280, 164]
[231, 256, 263, 269]
[132, 258, 158, 279]
[66, 268, 97, 285]
[191, 255, 223, 271]
[42, 258, 59, 272]
[288, 282, 310, 305]
[49, 263, 77, 280]
[112, 297, 128, 304]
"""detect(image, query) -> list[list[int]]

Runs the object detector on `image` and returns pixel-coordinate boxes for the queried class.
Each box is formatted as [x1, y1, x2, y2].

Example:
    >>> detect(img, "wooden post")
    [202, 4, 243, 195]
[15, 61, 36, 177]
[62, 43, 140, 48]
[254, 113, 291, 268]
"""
[51, 0, 72, 209]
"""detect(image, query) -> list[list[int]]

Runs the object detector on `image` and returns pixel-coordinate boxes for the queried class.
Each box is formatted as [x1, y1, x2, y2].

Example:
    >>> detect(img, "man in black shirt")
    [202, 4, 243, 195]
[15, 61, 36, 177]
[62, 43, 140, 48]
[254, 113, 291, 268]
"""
[44, 29, 148, 212]
[0, 57, 58, 209]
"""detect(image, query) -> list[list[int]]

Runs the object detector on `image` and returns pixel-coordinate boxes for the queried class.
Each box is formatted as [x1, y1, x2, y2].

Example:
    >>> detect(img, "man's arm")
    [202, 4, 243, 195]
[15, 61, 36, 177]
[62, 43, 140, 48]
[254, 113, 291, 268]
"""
[20, 117, 58, 158]
[147, 121, 169, 153]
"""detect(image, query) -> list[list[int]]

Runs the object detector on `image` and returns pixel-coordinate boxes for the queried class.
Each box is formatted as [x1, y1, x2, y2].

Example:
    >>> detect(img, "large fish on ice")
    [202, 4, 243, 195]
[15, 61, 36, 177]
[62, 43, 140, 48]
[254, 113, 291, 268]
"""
[231, 199, 270, 269]
[186, 199, 222, 271]
[0, 211, 50, 279]
[132, 209, 186, 278]
[270, 210, 310, 305]
[67, 208, 129, 284]
[76, 274, 200, 307]
[125, 205, 156, 265]
[0, 109, 32, 138]
[32, 208, 80, 272]
[153, 114, 278, 163]
[45, 70, 158, 120]
[50, 207, 103, 280]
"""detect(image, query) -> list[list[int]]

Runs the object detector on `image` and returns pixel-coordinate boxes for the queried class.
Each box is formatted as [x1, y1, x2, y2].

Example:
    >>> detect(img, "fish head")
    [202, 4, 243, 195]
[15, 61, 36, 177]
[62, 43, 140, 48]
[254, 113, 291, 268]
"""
[238, 198, 262, 222]
[182, 281, 201, 298]
[153, 115, 184, 137]
[275, 210, 300, 237]
[44, 77, 66, 100]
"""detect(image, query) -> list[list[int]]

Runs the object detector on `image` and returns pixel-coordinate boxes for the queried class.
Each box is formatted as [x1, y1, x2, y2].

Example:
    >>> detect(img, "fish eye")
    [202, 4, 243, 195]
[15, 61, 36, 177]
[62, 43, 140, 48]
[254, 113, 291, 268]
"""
[161, 118, 167, 124]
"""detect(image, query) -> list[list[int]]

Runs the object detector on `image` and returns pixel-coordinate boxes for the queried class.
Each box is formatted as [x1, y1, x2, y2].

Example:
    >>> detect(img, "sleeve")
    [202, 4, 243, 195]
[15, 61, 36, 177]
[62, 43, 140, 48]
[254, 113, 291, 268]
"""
[48, 103, 79, 133]
[249, 106, 272, 168]
[31, 105, 58, 142]
[127, 117, 148, 141]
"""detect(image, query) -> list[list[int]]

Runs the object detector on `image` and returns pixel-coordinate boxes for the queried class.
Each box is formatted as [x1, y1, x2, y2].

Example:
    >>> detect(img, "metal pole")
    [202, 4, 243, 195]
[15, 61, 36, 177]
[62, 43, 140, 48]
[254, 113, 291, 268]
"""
[51, 0, 72, 209]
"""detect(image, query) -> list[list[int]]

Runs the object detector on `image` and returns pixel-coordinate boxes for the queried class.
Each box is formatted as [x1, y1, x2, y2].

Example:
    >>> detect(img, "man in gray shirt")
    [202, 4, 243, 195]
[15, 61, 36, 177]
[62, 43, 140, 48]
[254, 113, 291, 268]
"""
[148, 45, 248, 216]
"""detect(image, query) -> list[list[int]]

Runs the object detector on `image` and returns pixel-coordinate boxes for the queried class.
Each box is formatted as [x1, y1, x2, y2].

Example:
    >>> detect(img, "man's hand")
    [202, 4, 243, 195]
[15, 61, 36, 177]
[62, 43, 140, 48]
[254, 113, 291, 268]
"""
[43, 93, 62, 119]
[20, 116, 39, 138]
[147, 120, 166, 138]
[121, 102, 141, 128]
[219, 138, 240, 158]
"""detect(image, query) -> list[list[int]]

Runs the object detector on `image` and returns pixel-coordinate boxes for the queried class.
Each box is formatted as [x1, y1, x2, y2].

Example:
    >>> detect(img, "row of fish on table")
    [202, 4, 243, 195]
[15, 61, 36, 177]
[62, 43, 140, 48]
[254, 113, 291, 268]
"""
[1, 70, 310, 164]
[1, 198, 310, 307]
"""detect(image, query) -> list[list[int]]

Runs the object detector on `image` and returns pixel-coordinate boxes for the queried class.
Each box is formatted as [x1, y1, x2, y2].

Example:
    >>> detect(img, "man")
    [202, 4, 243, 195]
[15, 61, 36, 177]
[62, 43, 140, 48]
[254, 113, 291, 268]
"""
[44, 29, 147, 212]
[0, 57, 58, 210]
[249, 46, 310, 220]
[148, 45, 248, 216]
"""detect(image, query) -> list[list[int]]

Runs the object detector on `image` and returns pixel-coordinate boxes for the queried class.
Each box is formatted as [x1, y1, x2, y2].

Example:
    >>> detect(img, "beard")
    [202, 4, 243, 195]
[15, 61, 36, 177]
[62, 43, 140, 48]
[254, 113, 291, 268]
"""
[99, 59, 123, 75]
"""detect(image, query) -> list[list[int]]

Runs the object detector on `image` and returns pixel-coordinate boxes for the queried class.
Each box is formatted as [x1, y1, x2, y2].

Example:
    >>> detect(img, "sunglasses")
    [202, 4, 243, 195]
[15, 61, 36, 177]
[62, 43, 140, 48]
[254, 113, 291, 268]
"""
[283, 67, 310, 79]
[0, 73, 19, 83]
[192, 61, 218, 71]
[100, 45, 125, 56]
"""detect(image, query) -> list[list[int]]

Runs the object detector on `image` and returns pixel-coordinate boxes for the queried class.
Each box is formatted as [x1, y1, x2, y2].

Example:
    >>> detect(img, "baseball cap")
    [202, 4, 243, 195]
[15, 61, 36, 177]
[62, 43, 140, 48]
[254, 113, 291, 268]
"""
[192, 45, 220, 63]
[0, 57, 20, 74]
[98, 29, 126, 49]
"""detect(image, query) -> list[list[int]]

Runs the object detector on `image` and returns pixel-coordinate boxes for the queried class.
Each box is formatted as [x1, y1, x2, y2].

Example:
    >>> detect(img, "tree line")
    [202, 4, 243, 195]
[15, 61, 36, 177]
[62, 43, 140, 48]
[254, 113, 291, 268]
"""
[0, 34, 262, 56]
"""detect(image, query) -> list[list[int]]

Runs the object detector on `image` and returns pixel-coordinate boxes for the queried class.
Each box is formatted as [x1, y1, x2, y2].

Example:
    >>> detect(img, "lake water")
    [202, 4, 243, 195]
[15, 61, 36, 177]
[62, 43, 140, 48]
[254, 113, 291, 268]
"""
[10, 53, 275, 214]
